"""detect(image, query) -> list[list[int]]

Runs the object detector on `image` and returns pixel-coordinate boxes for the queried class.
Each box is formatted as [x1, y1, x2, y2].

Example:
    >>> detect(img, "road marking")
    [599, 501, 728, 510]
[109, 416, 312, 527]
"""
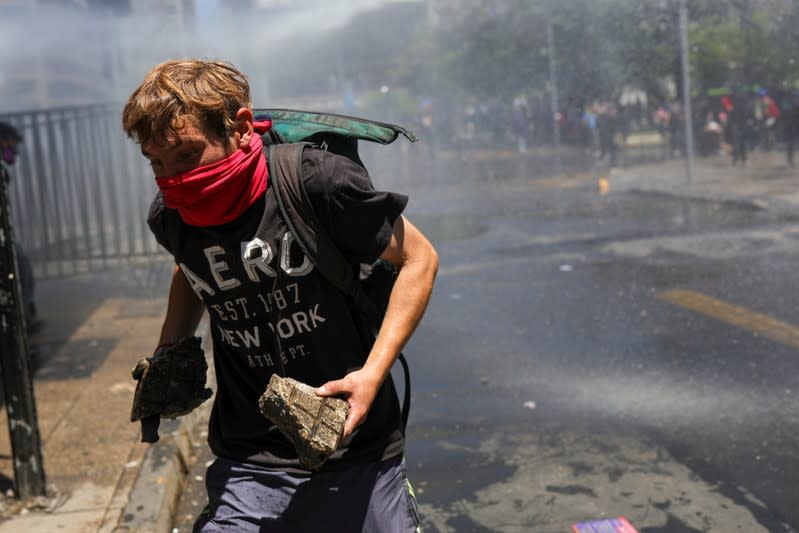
[659, 289, 799, 349]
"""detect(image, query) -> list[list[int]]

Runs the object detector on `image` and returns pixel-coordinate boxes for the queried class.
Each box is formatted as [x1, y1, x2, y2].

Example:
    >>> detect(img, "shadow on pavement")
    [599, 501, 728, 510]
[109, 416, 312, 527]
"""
[11, 258, 173, 378]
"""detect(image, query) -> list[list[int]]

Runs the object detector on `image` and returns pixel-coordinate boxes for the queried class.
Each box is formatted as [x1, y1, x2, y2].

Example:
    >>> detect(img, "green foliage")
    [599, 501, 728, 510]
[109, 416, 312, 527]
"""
[689, 20, 741, 90]
[384, 0, 799, 107]
[360, 87, 417, 125]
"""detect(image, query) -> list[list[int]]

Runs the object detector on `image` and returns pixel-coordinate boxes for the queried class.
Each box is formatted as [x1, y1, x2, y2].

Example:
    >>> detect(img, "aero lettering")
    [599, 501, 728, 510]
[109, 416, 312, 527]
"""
[181, 232, 314, 300]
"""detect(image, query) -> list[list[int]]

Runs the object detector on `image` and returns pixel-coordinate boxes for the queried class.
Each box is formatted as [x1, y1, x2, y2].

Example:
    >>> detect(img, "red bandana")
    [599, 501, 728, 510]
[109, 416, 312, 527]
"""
[156, 120, 272, 227]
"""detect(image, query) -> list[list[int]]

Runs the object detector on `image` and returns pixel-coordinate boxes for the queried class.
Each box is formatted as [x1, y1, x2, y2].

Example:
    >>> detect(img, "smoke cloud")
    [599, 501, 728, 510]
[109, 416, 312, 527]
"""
[0, 0, 404, 112]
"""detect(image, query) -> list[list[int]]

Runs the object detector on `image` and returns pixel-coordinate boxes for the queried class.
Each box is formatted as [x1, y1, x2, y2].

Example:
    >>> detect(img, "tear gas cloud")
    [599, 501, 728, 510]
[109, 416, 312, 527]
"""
[0, 0, 416, 113]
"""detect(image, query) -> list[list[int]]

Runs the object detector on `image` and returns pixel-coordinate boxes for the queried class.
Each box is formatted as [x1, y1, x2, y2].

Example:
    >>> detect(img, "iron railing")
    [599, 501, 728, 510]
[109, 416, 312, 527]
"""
[1, 104, 165, 279]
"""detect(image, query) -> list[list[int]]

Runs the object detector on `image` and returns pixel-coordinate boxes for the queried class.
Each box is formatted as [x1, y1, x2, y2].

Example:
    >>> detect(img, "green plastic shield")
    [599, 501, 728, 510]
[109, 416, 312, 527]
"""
[253, 108, 417, 145]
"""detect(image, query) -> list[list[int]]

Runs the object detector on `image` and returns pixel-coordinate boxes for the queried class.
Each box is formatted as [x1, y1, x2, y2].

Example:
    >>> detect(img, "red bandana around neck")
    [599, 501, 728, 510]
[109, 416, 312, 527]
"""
[156, 120, 272, 227]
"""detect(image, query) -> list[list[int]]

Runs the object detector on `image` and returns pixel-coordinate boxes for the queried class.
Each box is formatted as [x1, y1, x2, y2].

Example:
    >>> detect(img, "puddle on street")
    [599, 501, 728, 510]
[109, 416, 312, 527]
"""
[404, 410, 777, 533]
[514, 191, 795, 227]
[411, 214, 488, 242]
[410, 189, 799, 253]
[407, 421, 517, 508]
[487, 191, 799, 261]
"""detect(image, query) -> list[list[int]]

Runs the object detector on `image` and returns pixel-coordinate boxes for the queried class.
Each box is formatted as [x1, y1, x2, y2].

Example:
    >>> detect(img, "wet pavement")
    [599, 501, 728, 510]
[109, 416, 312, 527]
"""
[170, 149, 799, 532]
[386, 150, 799, 532]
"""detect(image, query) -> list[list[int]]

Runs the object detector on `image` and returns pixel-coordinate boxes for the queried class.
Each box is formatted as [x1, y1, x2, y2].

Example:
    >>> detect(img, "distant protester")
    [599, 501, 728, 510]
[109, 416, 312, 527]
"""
[0, 121, 22, 165]
[0, 120, 40, 333]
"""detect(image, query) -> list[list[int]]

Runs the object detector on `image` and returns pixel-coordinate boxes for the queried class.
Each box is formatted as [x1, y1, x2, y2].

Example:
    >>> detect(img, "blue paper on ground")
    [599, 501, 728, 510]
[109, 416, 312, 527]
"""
[571, 516, 640, 533]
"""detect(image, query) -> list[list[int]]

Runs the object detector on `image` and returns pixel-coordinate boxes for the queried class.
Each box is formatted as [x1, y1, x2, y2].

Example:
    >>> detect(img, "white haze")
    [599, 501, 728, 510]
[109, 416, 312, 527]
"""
[0, 0, 403, 112]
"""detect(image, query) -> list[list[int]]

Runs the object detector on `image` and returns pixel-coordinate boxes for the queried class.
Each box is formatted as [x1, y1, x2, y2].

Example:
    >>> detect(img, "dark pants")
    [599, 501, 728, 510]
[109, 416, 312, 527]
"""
[731, 129, 747, 166]
[194, 454, 420, 532]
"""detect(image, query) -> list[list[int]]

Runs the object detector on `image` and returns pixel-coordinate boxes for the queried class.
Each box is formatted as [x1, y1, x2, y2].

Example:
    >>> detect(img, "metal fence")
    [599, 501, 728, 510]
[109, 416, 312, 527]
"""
[0, 105, 672, 280]
[1, 104, 165, 279]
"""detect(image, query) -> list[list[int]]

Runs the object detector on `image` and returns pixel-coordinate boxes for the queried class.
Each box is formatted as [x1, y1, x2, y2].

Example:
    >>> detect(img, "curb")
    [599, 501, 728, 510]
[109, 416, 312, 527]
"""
[114, 409, 208, 533]
[609, 160, 799, 217]
[114, 328, 214, 533]
[623, 187, 772, 213]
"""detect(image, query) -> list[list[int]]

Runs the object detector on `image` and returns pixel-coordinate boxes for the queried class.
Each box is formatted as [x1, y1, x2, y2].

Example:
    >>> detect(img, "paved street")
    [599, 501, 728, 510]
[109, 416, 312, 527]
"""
[154, 147, 799, 533]
[392, 151, 799, 532]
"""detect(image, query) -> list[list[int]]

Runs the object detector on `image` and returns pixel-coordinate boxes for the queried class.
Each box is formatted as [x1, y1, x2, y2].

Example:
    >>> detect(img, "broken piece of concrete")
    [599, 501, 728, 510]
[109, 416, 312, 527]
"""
[258, 375, 349, 471]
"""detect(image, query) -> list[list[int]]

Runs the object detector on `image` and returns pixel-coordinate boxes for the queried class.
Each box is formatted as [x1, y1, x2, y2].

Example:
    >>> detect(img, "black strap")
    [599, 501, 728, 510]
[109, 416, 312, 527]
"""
[266, 143, 411, 432]
[265, 144, 359, 297]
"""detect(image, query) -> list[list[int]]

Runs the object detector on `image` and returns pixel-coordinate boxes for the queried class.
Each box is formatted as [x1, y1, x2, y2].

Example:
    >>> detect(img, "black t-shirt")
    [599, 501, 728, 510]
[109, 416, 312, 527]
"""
[148, 148, 408, 471]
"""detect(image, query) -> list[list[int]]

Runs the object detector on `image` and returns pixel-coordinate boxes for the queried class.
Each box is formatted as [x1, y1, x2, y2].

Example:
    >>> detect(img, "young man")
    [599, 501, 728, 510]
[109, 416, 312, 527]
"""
[122, 59, 438, 532]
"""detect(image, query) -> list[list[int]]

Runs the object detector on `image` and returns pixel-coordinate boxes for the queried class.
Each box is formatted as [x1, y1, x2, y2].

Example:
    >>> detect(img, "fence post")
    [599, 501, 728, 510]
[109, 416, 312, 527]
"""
[0, 163, 46, 500]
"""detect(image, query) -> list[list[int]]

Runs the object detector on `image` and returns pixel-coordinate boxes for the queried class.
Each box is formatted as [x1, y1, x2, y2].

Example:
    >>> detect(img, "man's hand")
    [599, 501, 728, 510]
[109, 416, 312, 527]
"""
[130, 336, 213, 443]
[316, 367, 383, 439]
[316, 216, 438, 440]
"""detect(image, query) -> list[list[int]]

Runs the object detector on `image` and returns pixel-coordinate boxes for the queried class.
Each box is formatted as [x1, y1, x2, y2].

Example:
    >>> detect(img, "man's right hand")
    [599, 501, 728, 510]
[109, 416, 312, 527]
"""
[130, 337, 213, 442]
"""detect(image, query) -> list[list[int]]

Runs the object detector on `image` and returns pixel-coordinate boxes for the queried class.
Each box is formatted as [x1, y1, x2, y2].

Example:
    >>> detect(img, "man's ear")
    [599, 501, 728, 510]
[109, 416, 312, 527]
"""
[234, 107, 255, 148]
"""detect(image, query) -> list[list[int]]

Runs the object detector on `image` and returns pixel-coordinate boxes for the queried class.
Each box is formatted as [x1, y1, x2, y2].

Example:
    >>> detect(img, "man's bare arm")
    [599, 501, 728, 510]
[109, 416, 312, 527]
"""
[156, 264, 206, 349]
[318, 215, 439, 437]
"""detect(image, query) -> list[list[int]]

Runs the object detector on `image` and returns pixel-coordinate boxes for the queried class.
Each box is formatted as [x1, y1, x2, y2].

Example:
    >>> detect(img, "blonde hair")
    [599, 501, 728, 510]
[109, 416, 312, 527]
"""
[122, 59, 252, 145]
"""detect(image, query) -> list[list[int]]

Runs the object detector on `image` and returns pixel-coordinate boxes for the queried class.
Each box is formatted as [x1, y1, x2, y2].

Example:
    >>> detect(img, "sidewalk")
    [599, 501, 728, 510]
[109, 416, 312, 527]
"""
[0, 260, 211, 533]
[609, 149, 799, 213]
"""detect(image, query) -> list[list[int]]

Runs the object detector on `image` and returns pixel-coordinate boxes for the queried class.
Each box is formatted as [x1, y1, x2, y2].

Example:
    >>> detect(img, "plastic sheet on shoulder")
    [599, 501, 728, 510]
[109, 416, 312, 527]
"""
[254, 108, 417, 145]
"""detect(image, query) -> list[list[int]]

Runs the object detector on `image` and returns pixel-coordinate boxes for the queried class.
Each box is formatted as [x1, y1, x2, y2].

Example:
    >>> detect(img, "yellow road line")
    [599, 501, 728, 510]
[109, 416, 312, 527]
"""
[658, 289, 799, 349]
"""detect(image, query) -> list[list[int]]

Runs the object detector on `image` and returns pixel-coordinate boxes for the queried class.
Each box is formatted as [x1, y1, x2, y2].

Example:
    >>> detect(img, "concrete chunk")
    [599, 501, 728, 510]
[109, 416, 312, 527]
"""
[258, 375, 349, 471]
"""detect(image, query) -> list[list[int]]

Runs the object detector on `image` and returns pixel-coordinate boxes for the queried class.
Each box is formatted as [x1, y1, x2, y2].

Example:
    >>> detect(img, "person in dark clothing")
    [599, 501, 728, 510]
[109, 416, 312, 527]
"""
[727, 93, 752, 166]
[0, 122, 21, 165]
[122, 59, 438, 532]
[781, 92, 799, 166]
[0, 121, 40, 333]
[597, 104, 622, 167]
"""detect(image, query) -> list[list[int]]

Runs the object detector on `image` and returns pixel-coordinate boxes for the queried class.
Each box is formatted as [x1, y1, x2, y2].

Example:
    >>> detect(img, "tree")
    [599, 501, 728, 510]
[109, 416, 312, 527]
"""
[385, 0, 799, 117]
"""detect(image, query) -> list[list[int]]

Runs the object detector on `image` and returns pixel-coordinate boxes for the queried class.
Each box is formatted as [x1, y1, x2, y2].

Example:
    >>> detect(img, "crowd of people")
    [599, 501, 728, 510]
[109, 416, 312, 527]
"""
[421, 87, 799, 169]
[542, 89, 799, 168]
[694, 89, 799, 166]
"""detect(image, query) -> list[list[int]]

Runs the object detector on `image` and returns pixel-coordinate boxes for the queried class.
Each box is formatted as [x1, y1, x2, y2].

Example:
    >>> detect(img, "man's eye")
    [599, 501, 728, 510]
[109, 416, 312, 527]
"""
[181, 150, 199, 160]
